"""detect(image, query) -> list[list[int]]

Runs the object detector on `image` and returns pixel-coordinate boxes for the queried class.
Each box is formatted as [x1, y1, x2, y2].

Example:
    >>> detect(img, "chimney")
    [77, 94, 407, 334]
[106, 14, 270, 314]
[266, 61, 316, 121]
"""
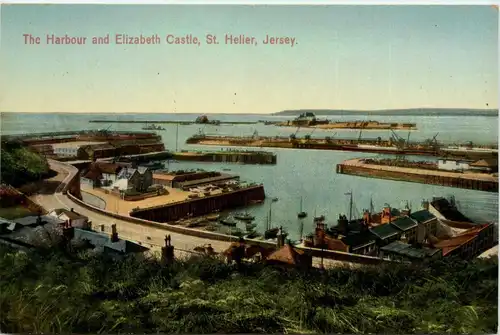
[337, 214, 349, 235]
[363, 210, 371, 224]
[62, 220, 74, 241]
[277, 226, 285, 248]
[111, 224, 118, 242]
[161, 235, 175, 265]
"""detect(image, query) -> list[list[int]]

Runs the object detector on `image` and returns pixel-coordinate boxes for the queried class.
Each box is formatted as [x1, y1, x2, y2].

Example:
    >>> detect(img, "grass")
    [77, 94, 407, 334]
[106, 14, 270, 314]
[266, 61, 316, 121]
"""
[0, 244, 497, 334]
[0, 206, 37, 220]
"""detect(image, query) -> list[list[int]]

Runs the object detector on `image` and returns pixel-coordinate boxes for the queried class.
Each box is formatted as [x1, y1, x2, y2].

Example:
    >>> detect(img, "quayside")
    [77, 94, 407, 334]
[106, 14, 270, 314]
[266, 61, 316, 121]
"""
[185, 133, 498, 160]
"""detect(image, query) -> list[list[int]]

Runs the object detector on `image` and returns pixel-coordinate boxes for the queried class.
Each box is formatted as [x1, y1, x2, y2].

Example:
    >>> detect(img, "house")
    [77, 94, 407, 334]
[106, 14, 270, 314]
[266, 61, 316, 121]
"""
[369, 223, 402, 246]
[48, 208, 89, 229]
[340, 233, 377, 256]
[81, 168, 103, 188]
[390, 216, 419, 243]
[469, 158, 498, 173]
[0, 217, 20, 234]
[379, 241, 442, 262]
[266, 242, 313, 270]
[114, 167, 153, 192]
[77, 143, 117, 160]
[70, 224, 149, 257]
[82, 162, 123, 187]
[437, 159, 472, 172]
[13, 214, 65, 228]
[410, 209, 439, 238]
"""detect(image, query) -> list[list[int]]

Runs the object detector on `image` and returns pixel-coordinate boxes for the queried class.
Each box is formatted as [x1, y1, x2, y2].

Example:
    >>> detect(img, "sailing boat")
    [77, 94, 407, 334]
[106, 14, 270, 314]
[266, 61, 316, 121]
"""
[264, 205, 279, 239]
[297, 197, 307, 218]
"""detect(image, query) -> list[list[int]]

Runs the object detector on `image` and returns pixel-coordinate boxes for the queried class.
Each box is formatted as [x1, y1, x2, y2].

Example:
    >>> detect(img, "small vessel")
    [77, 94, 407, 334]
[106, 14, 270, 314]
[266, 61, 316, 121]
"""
[264, 227, 279, 239]
[142, 123, 165, 131]
[245, 231, 261, 239]
[205, 224, 218, 232]
[138, 161, 164, 170]
[187, 219, 208, 228]
[314, 215, 326, 222]
[206, 213, 220, 221]
[235, 212, 255, 221]
[245, 223, 257, 231]
[222, 168, 232, 171]
[297, 196, 307, 219]
[231, 230, 245, 238]
[272, 197, 279, 202]
[220, 217, 238, 227]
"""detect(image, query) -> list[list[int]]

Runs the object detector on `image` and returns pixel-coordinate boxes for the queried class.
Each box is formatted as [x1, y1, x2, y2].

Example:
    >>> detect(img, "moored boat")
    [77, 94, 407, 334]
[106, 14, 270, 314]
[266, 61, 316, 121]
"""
[235, 212, 255, 221]
[220, 217, 238, 227]
[297, 196, 307, 218]
[206, 213, 220, 221]
[142, 124, 165, 131]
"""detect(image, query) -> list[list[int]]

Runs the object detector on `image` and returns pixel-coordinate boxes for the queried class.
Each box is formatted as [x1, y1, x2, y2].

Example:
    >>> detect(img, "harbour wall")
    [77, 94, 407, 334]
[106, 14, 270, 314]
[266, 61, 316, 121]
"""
[54, 160, 393, 266]
[172, 151, 277, 165]
[130, 185, 266, 222]
[336, 160, 498, 193]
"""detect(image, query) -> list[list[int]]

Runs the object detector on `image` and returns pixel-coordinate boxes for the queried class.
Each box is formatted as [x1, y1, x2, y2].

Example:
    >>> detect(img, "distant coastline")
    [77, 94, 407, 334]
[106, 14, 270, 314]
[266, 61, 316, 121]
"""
[1, 108, 498, 117]
[274, 108, 499, 117]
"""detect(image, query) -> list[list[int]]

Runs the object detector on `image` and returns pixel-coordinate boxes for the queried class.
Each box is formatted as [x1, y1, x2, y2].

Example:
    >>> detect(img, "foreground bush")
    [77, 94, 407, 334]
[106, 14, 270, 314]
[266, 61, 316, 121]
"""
[1, 141, 50, 187]
[0, 245, 497, 334]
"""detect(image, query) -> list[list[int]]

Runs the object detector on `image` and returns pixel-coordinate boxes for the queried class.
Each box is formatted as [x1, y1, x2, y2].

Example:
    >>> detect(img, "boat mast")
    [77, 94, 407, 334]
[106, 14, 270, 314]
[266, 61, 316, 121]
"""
[268, 202, 272, 230]
[300, 197, 303, 212]
[370, 196, 374, 214]
[175, 123, 179, 152]
[349, 192, 353, 221]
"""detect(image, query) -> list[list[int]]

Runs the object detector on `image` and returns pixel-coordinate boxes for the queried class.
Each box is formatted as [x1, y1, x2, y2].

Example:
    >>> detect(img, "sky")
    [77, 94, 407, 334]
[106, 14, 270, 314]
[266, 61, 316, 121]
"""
[0, 5, 498, 114]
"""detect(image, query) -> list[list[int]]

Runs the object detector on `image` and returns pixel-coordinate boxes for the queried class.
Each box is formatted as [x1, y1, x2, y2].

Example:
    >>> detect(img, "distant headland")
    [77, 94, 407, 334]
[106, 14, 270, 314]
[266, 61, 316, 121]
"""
[274, 108, 499, 117]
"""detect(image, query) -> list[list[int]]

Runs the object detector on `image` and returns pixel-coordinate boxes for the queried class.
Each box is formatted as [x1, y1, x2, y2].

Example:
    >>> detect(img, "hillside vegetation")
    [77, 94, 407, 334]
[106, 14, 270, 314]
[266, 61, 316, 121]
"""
[0, 245, 497, 334]
[1, 140, 50, 187]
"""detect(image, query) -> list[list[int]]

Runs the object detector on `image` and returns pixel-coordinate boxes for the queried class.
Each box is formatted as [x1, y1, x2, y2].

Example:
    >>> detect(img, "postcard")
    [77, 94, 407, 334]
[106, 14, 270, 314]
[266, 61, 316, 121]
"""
[0, 3, 498, 334]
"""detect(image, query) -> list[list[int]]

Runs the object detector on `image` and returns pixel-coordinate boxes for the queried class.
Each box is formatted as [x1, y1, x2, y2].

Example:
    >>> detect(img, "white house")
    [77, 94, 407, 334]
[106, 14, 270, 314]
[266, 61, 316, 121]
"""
[48, 208, 89, 229]
[437, 159, 472, 172]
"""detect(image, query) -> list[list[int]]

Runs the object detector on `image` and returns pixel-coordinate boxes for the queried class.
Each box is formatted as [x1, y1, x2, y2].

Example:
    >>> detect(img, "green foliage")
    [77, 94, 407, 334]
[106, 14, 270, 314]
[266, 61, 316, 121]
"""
[1, 141, 50, 187]
[0, 245, 497, 334]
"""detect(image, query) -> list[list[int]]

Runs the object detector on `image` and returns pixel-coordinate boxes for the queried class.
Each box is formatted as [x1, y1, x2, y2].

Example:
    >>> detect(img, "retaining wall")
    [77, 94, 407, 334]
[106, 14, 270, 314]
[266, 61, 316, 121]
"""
[130, 185, 266, 222]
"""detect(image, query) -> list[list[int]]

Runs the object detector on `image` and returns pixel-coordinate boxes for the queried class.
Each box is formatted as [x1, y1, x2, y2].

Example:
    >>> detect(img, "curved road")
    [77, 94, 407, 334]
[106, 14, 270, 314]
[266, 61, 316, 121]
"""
[34, 160, 232, 255]
[33, 160, 350, 268]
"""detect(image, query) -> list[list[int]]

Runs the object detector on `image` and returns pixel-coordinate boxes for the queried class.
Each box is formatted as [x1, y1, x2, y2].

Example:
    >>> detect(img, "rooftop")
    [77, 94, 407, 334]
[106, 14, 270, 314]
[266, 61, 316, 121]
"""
[369, 223, 402, 240]
[470, 158, 498, 168]
[83, 169, 103, 181]
[50, 208, 87, 220]
[391, 216, 418, 232]
[14, 215, 65, 227]
[410, 210, 436, 223]
[381, 241, 441, 259]
[95, 162, 123, 174]
[341, 232, 376, 251]
[73, 228, 149, 254]
[267, 244, 308, 266]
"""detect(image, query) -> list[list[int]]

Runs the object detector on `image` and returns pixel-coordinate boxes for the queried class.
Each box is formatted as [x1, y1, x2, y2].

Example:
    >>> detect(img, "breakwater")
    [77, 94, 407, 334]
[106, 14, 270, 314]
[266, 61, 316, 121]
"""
[336, 158, 498, 193]
[172, 150, 277, 164]
[88, 120, 257, 125]
[186, 135, 497, 160]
